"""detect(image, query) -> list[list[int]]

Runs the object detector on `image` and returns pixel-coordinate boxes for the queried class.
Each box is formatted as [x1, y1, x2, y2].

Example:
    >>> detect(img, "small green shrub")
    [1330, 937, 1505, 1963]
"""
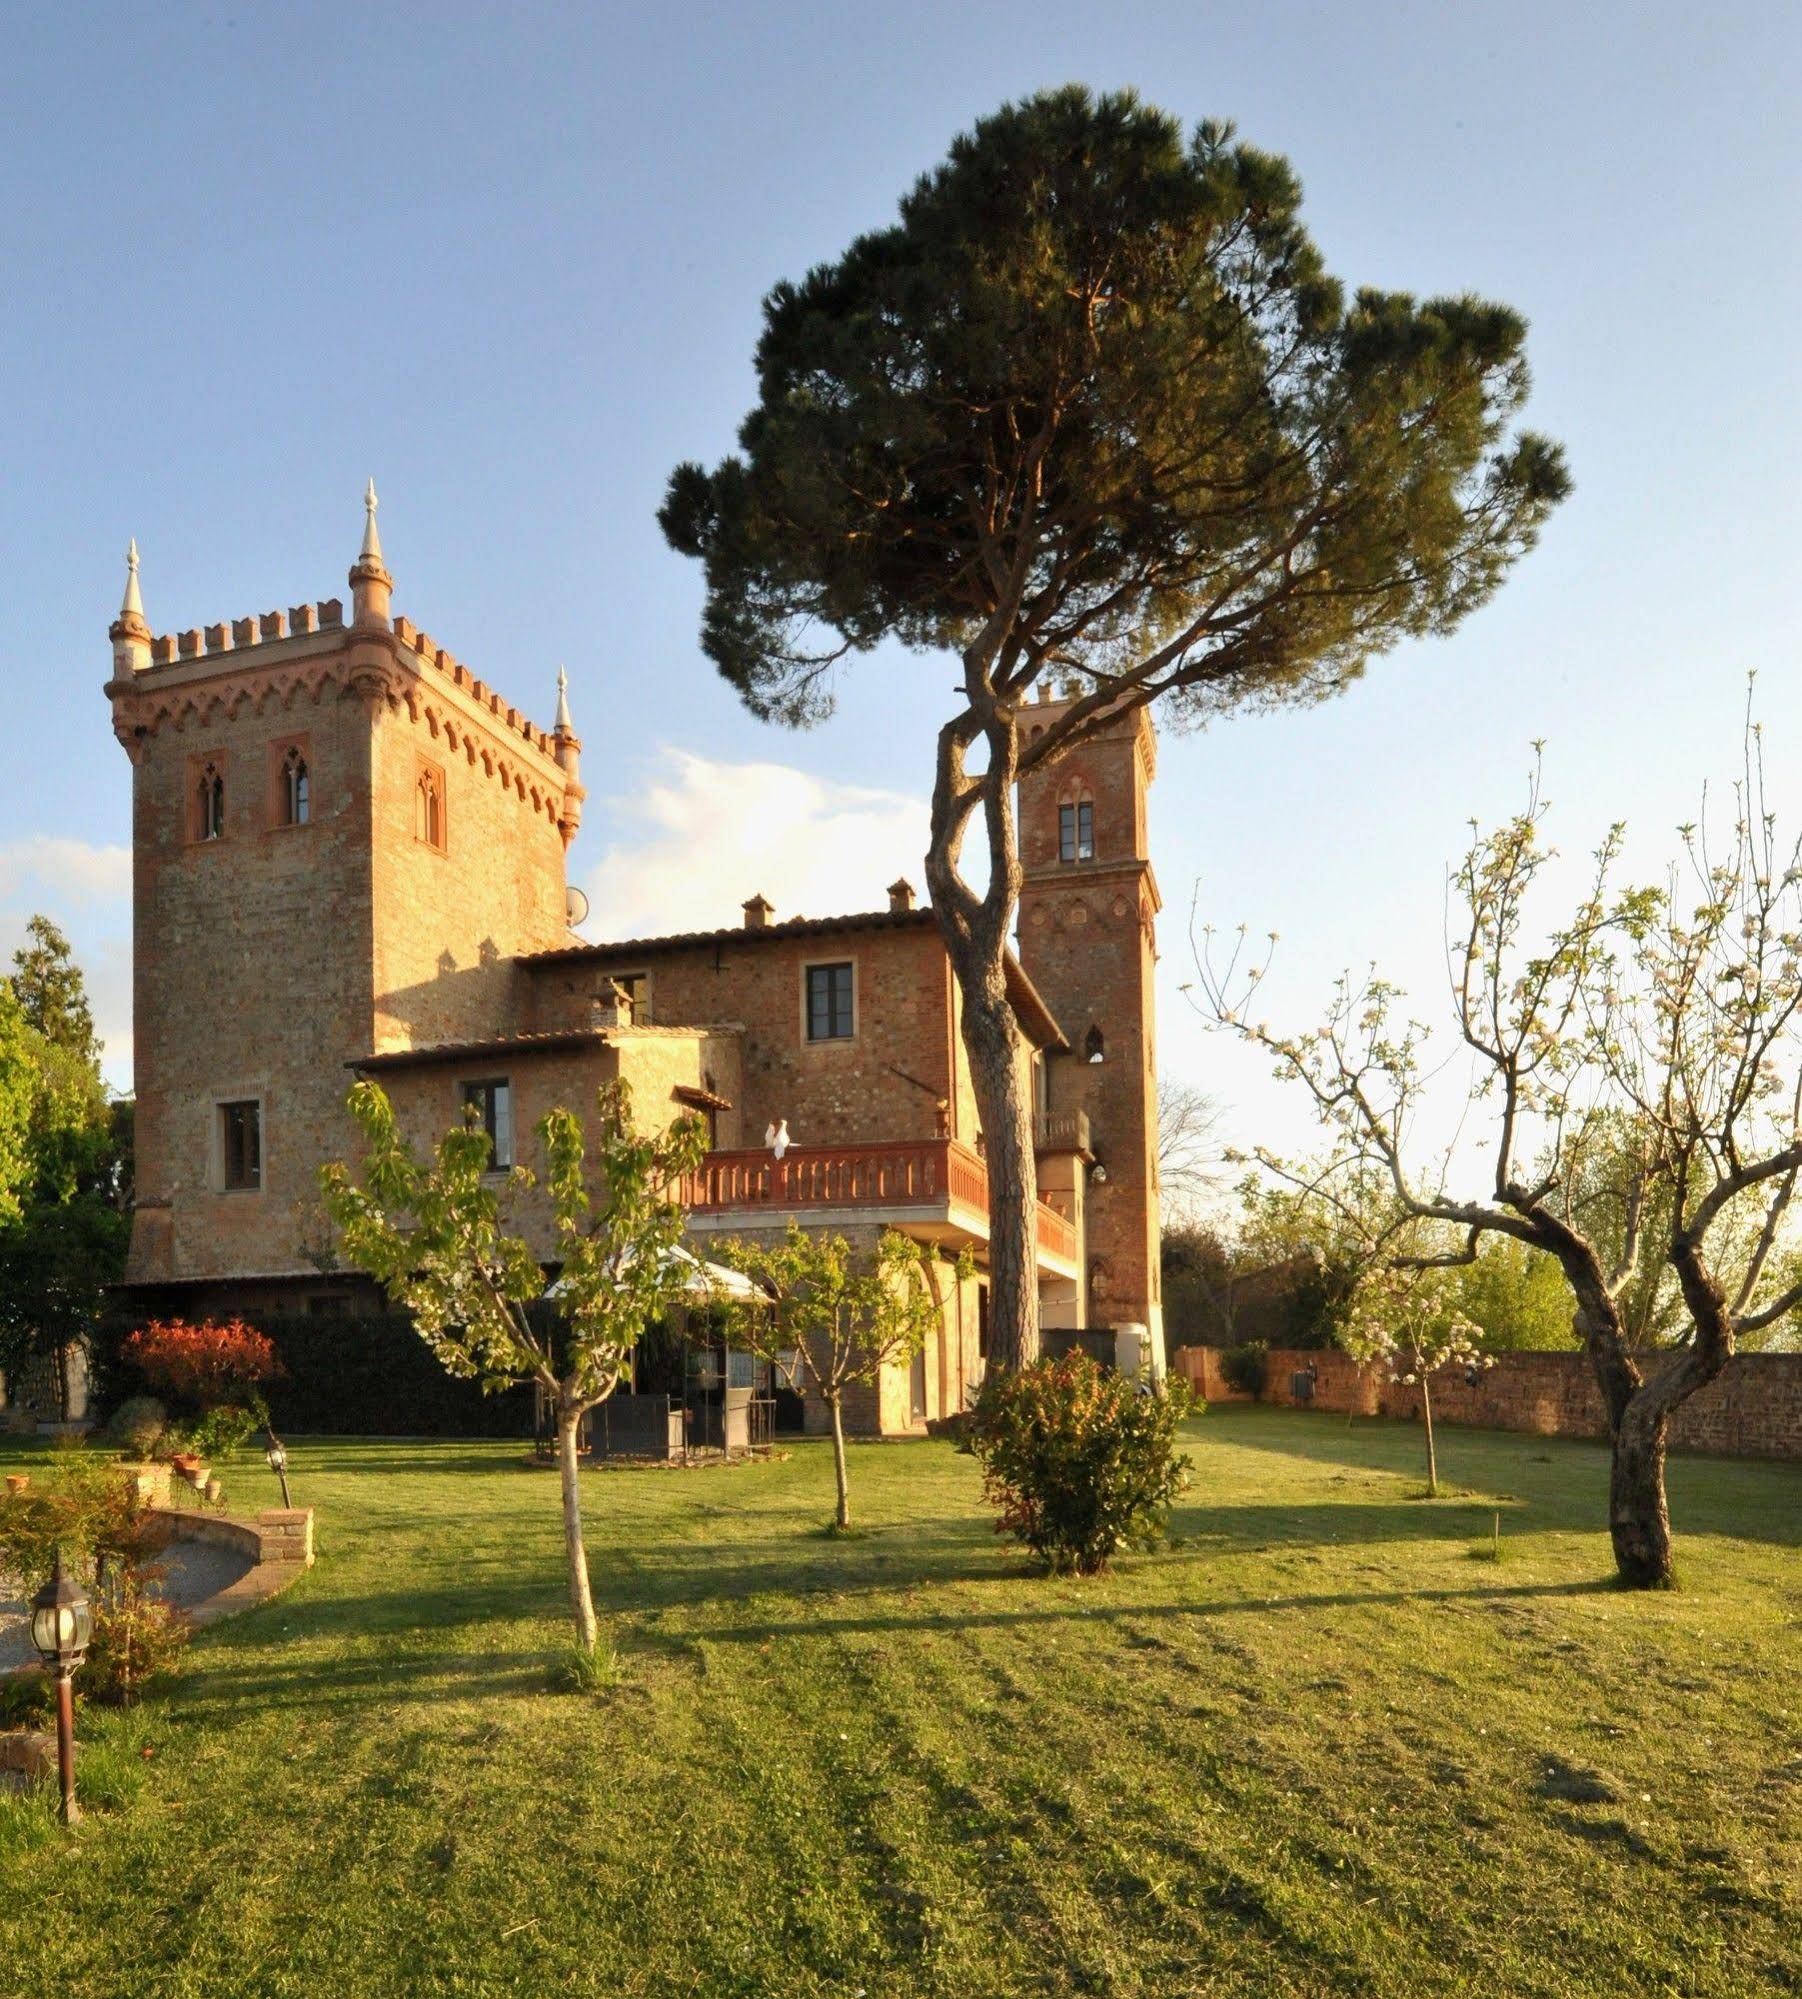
[183, 1401, 264, 1464]
[1220, 1339, 1270, 1398]
[967, 1352, 1196, 1576]
[0, 1670, 54, 1730]
[104, 1396, 168, 1459]
[85, 1570, 190, 1707]
[548, 1643, 623, 1694]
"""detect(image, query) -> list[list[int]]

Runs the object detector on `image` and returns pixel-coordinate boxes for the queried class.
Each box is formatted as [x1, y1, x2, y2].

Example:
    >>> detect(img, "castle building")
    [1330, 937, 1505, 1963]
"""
[104, 497, 1164, 1435]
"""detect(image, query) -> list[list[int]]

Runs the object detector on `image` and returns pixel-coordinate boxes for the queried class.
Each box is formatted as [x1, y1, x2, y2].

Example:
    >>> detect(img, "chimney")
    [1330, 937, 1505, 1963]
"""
[743, 893, 774, 930]
[888, 877, 917, 914]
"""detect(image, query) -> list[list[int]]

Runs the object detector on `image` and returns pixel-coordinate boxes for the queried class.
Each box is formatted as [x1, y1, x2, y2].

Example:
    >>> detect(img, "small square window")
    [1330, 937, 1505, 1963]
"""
[805, 962, 854, 1041]
[220, 1100, 261, 1190]
[462, 1078, 513, 1169]
[1059, 800, 1094, 863]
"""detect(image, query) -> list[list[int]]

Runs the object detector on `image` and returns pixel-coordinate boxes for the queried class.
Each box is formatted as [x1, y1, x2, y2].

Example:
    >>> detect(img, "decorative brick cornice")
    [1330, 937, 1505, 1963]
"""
[106, 609, 578, 835]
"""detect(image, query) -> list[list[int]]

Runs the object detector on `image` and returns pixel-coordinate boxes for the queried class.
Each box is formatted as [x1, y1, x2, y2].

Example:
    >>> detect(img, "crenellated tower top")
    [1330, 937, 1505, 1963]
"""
[104, 487, 585, 846]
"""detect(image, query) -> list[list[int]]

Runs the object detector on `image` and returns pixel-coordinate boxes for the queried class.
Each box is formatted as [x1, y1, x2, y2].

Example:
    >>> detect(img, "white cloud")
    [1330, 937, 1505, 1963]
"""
[0, 836, 134, 1089]
[580, 751, 930, 941]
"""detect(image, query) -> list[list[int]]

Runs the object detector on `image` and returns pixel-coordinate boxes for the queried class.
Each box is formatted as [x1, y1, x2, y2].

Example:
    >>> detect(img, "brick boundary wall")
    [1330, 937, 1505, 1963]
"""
[1172, 1345, 1802, 1464]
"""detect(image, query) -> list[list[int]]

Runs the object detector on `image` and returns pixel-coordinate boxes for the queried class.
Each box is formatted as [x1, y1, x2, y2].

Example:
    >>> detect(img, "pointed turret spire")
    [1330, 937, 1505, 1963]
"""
[554, 664, 574, 735]
[109, 537, 152, 675]
[360, 478, 383, 564]
[350, 478, 393, 629]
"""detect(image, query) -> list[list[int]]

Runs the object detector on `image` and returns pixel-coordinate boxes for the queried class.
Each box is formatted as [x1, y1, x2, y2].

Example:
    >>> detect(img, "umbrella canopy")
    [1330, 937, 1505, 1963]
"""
[665, 1245, 766, 1302]
[547, 1245, 766, 1304]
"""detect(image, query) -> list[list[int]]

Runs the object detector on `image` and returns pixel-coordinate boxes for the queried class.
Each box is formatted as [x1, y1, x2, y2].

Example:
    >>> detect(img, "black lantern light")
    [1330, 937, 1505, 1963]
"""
[30, 1550, 90, 1825]
[264, 1429, 292, 1508]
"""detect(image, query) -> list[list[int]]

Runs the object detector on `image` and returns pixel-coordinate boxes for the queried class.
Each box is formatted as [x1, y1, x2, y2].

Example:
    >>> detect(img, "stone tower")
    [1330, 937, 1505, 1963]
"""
[105, 493, 584, 1296]
[1015, 691, 1163, 1356]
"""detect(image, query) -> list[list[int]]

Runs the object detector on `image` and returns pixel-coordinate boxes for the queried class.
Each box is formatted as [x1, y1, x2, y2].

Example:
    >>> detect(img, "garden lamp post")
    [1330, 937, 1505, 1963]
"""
[30, 1550, 91, 1826]
[264, 1429, 292, 1508]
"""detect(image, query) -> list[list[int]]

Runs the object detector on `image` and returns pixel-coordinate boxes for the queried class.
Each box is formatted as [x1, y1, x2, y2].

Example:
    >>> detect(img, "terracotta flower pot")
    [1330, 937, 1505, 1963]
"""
[4, 1473, 28, 1497]
[203, 1477, 223, 1504]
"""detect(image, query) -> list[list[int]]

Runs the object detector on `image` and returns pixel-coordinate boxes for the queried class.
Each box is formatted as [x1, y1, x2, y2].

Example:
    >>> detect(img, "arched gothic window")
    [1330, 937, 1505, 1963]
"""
[281, 747, 310, 826]
[1058, 786, 1095, 863]
[1084, 1025, 1106, 1065]
[415, 768, 444, 850]
[197, 763, 225, 841]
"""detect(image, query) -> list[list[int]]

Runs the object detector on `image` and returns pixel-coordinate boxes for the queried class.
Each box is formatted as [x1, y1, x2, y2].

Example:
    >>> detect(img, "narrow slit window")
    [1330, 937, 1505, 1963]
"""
[281, 747, 310, 826]
[198, 764, 225, 841]
[416, 770, 444, 849]
[1084, 1025, 1106, 1064]
[1059, 799, 1094, 863]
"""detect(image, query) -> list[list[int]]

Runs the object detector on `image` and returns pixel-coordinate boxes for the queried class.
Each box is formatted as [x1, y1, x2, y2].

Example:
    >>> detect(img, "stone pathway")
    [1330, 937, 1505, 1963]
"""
[0, 1537, 255, 1673]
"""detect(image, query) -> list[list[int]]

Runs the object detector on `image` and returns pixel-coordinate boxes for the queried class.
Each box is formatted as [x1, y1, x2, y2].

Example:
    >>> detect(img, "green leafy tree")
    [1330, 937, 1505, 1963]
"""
[662, 85, 1568, 1369]
[0, 983, 32, 1228]
[714, 1224, 956, 1530]
[321, 1078, 709, 1654]
[0, 938, 128, 1414]
[1450, 1235, 1576, 1351]
[12, 917, 100, 1072]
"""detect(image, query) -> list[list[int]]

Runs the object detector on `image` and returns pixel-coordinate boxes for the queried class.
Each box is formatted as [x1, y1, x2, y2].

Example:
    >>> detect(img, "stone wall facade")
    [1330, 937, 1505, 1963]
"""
[1173, 1344, 1802, 1462]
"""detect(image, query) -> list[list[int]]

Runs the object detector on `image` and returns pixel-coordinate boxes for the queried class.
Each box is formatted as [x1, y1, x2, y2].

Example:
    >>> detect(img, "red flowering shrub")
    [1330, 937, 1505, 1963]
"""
[967, 1351, 1197, 1575]
[122, 1318, 282, 1412]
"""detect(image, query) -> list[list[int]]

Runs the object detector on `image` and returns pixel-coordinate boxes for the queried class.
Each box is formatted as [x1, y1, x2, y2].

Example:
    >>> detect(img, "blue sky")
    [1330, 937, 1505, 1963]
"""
[2, 1, 1798, 1182]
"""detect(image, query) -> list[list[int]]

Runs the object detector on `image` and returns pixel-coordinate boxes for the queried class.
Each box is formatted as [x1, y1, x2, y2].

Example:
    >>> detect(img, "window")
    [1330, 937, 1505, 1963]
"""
[197, 763, 225, 842]
[1059, 799, 1094, 863]
[415, 763, 445, 851]
[280, 747, 310, 826]
[805, 961, 855, 1041]
[220, 1100, 261, 1190]
[1084, 1025, 1106, 1064]
[611, 971, 651, 1023]
[462, 1078, 513, 1170]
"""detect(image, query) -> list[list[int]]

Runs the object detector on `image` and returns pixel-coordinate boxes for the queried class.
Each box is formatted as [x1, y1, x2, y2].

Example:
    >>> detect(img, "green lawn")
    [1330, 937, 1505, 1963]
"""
[0, 1410, 1796, 1998]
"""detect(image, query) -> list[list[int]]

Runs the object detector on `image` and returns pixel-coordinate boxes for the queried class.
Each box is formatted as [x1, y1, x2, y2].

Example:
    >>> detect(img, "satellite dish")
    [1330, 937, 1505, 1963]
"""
[565, 885, 590, 930]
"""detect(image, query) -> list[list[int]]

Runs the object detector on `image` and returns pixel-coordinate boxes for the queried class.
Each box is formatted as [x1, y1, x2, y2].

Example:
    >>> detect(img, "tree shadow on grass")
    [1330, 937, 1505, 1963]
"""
[1193, 1409, 1802, 1548]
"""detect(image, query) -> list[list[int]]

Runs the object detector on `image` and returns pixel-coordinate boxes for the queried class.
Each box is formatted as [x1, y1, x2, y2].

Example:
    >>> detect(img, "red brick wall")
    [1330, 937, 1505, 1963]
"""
[530, 925, 964, 1150]
[1016, 696, 1162, 1338]
[1173, 1345, 1802, 1462]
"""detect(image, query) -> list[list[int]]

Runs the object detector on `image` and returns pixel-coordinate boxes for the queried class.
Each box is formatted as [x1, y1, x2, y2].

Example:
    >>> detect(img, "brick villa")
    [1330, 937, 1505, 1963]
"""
[102, 492, 1165, 1435]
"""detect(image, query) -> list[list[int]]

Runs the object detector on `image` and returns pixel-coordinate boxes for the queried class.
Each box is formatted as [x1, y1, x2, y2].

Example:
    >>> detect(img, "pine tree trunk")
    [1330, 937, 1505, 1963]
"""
[1608, 1400, 1674, 1588]
[925, 701, 1039, 1375]
[828, 1393, 852, 1530]
[1420, 1373, 1438, 1497]
[957, 968, 1041, 1372]
[556, 1403, 600, 1652]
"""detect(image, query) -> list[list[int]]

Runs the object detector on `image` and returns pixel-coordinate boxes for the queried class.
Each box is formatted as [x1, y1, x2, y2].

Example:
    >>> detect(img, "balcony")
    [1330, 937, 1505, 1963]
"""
[682, 1138, 1080, 1278]
[1035, 1109, 1092, 1158]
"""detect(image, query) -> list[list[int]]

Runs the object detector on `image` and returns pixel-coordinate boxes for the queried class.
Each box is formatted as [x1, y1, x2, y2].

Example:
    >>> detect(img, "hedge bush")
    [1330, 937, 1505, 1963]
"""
[966, 1351, 1197, 1576]
[1220, 1338, 1270, 1398]
[97, 1314, 535, 1438]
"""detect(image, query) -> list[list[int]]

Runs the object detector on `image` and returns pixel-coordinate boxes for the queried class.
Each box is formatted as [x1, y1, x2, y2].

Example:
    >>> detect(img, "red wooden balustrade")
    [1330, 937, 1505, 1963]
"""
[682, 1138, 1078, 1266]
